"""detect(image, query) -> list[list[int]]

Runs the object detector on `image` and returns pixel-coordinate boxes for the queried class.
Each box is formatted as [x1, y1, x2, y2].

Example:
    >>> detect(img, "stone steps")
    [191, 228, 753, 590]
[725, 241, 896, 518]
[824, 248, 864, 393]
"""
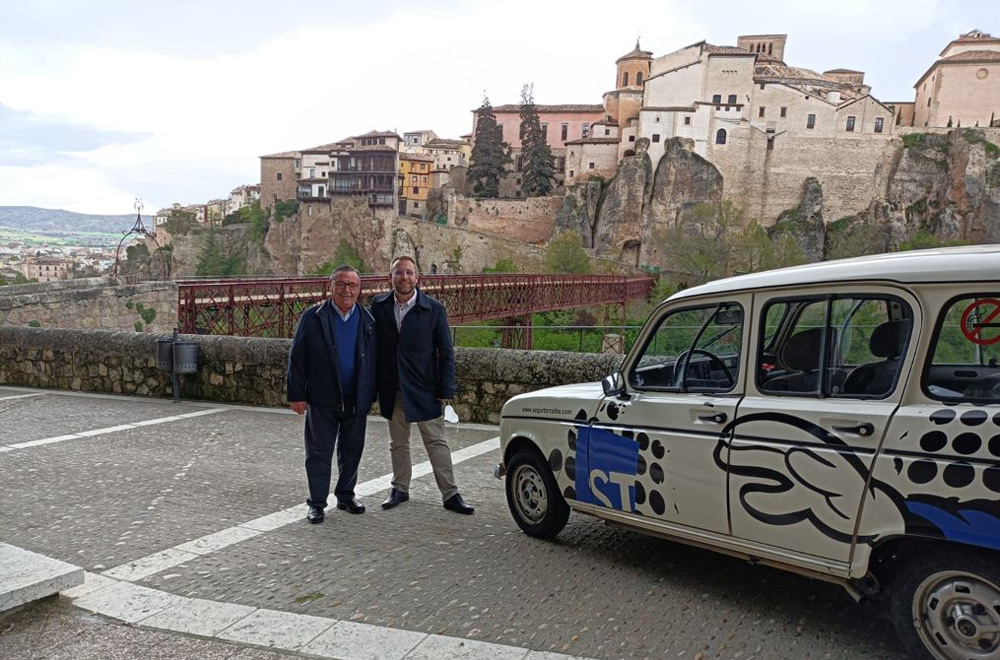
[0, 543, 84, 613]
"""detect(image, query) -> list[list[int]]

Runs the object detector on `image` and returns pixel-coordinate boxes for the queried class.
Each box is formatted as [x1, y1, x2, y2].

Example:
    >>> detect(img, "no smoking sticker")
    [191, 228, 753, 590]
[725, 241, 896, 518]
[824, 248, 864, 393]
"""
[960, 298, 1000, 345]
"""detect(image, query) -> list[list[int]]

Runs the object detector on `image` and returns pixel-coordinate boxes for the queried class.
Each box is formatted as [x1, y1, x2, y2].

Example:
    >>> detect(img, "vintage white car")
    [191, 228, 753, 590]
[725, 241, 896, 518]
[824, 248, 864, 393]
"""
[496, 246, 1000, 660]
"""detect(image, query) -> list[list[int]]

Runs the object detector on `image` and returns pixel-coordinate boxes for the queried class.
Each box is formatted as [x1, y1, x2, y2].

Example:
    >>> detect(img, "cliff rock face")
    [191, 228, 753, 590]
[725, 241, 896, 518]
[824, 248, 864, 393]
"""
[770, 177, 826, 261]
[169, 225, 271, 277]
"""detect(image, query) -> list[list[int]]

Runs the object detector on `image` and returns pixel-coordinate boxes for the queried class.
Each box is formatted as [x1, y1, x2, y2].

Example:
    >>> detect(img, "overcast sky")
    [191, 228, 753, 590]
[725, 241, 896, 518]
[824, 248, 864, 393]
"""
[1, 0, 997, 214]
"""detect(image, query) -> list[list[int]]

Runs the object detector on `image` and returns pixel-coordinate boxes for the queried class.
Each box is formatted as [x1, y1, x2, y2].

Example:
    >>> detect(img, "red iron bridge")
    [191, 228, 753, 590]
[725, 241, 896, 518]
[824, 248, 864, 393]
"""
[177, 274, 655, 349]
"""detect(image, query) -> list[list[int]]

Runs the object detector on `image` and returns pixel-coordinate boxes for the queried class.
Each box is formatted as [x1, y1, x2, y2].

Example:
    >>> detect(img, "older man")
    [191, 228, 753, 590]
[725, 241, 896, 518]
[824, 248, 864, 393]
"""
[372, 255, 474, 514]
[287, 265, 376, 523]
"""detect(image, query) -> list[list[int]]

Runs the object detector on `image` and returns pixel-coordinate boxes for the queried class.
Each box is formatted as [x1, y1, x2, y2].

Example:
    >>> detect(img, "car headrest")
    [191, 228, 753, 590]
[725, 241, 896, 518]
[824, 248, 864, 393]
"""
[870, 320, 909, 359]
[780, 327, 829, 372]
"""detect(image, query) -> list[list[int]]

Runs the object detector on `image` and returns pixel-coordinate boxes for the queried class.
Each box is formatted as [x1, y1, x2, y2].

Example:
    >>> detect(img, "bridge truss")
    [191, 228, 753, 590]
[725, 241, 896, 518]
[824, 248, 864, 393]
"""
[177, 274, 654, 348]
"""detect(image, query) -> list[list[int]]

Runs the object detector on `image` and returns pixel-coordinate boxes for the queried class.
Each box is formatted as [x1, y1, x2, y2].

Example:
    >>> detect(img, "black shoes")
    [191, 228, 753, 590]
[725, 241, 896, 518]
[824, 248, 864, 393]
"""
[336, 498, 366, 514]
[443, 493, 475, 515]
[306, 505, 324, 524]
[381, 488, 409, 510]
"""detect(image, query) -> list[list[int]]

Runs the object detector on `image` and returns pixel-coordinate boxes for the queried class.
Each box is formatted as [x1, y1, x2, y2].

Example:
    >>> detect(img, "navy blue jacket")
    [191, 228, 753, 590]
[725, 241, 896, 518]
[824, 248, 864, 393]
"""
[371, 289, 456, 423]
[287, 301, 377, 415]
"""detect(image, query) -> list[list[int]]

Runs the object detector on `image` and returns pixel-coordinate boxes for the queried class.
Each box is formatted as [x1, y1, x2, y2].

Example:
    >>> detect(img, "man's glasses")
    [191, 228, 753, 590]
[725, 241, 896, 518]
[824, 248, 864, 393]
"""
[333, 281, 360, 291]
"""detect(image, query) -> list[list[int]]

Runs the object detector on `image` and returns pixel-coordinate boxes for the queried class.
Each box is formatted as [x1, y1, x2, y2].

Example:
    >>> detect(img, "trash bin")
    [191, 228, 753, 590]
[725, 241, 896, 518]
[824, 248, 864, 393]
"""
[156, 339, 174, 373]
[172, 342, 199, 375]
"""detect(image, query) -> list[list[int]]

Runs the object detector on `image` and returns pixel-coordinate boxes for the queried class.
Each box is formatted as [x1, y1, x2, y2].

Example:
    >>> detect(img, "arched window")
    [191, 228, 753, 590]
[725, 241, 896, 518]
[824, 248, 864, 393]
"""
[636, 71, 643, 86]
[622, 72, 629, 87]
[715, 129, 727, 145]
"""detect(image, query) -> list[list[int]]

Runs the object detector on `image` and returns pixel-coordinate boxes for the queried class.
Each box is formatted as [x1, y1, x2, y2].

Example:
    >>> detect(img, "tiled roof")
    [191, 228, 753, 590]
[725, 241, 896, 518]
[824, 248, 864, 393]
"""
[755, 64, 847, 87]
[703, 44, 754, 56]
[941, 49, 1000, 62]
[564, 137, 621, 145]
[399, 152, 434, 161]
[825, 68, 864, 74]
[350, 143, 398, 152]
[489, 104, 604, 113]
[302, 142, 350, 153]
[616, 40, 653, 63]
[260, 150, 301, 158]
[356, 129, 401, 138]
[424, 138, 469, 147]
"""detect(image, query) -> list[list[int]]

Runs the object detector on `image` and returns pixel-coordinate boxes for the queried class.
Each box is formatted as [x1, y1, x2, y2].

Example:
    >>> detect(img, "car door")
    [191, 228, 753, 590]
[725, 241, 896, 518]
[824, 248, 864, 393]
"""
[577, 294, 751, 535]
[726, 285, 920, 565]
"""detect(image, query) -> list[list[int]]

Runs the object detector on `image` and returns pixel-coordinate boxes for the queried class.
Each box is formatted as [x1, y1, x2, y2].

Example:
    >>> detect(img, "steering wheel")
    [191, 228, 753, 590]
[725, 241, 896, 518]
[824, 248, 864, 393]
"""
[676, 348, 735, 387]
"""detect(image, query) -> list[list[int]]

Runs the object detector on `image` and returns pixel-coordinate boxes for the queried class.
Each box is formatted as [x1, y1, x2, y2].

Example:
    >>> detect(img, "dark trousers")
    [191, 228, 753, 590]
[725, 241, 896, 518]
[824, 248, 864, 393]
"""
[304, 406, 366, 509]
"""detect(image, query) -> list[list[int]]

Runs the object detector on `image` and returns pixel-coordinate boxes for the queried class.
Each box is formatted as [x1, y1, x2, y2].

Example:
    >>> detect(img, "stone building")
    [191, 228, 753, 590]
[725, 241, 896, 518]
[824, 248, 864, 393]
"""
[911, 30, 1000, 128]
[258, 151, 301, 211]
[22, 256, 72, 283]
[398, 152, 434, 218]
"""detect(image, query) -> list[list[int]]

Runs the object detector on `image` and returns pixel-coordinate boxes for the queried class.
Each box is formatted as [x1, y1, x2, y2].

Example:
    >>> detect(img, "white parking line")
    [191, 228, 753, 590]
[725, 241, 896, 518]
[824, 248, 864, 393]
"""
[101, 436, 501, 581]
[63, 569, 592, 660]
[0, 393, 46, 402]
[4, 408, 227, 451]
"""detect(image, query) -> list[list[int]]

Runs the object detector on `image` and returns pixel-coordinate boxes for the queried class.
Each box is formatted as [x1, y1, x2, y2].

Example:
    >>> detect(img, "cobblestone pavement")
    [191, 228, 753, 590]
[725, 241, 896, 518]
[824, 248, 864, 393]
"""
[0, 386, 910, 660]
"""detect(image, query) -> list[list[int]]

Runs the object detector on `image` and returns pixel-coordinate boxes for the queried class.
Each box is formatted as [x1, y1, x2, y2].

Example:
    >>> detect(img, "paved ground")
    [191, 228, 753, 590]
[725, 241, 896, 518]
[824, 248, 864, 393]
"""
[0, 385, 910, 660]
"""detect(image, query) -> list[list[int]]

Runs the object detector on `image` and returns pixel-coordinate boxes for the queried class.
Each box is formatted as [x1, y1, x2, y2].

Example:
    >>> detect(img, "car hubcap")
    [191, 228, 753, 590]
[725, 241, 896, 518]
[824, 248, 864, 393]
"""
[511, 464, 547, 524]
[914, 570, 1000, 660]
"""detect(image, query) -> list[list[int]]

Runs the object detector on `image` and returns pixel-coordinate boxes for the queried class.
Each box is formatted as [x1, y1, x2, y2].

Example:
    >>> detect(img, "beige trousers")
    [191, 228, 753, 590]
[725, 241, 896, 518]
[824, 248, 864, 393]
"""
[388, 395, 458, 501]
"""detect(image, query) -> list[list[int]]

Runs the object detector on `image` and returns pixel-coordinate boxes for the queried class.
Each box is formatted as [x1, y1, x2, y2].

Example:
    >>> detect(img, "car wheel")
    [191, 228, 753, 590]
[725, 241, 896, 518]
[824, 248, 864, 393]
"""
[505, 449, 570, 539]
[889, 547, 1000, 660]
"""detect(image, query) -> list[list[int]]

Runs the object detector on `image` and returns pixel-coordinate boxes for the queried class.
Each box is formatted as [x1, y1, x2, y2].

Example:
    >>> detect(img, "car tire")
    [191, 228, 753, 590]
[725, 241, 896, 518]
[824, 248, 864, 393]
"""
[888, 546, 1000, 660]
[505, 449, 570, 539]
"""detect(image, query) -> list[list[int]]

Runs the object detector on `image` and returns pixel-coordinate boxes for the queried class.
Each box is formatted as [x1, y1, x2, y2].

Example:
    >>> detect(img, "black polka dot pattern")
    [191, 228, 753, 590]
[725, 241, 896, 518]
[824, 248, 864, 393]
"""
[563, 486, 576, 499]
[994, 412, 1000, 426]
[637, 433, 649, 451]
[635, 482, 646, 504]
[952, 433, 982, 455]
[961, 410, 988, 427]
[652, 439, 665, 459]
[920, 431, 948, 453]
[565, 455, 576, 480]
[549, 449, 563, 472]
[930, 409, 956, 425]
[650, 463, 665, 484]
[908, 460, 937, 484]
[636, 455, 647, 476]
[943, 462, 975, 488]
[990, 434, 1000, 457]
[985, 466, 1000, 493]
[649, 490, 665, 515]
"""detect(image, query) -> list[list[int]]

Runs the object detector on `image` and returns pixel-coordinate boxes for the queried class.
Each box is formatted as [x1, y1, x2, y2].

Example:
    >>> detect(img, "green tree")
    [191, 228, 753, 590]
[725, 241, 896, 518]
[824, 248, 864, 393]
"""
[518, 84, 556, 197]
[482, 258, 519, 273]
[545, 232, 591, 274]
[468, 95, 511, 198]
[163, 208, 197, 235]
[196, 227, 245, 277]
[310, 241, 367, 275]
[0, 273, 34, 286]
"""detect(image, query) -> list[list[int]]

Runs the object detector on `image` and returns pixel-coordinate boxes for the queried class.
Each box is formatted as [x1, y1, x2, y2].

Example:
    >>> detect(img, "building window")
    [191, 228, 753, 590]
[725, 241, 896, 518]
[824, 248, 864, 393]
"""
[636, 71, 643, 85]
[628, 135, 635, 142]
[715, 128, 727, 145]
[652, 134, 660, 142]
[807, 114, 816, 129]
[605, 127, 611, 136]
[623, 72, 629, 87]
[874, 117, 884, 133]
[712, 94, 722, 109]
[569, 170, 574, 178]
[588, 162, 595, 169]
[561, 123, 568, 140]
[582, 123, 589, 138]
[276, 173, 282, 181]
[412, 186, 418, 194]
[414, 202, 419, 208]
[541, 123, 548, 134]
[780, 106, 787, 118]
[759, 107, 765, 118]
[727, 94, 737, 105]
[846, 115, 856, 132]
[684, 116, 691, 125]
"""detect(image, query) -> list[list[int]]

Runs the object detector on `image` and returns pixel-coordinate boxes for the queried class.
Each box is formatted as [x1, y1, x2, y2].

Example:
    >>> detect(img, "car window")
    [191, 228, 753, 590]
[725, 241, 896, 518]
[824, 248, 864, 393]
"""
[630, 302, 743, 393]
[758, 295, 912, 398]
[925, 295, 1000, 402]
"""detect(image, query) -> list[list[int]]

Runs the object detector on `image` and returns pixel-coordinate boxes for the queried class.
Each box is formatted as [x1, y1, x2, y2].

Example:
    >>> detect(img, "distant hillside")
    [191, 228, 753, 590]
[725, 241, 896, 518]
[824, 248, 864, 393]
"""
[0, 206, 151, 235]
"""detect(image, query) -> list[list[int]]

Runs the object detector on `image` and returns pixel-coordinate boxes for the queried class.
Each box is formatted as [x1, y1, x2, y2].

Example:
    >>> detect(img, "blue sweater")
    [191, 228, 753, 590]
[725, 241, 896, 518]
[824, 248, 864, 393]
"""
[334, 308, 360, 398]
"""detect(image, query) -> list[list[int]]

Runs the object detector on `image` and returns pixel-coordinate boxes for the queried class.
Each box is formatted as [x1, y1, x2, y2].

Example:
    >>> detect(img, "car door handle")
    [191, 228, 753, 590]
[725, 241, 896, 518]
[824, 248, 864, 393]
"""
[833, 422, 875, 437]
[698, 412, 728, 424]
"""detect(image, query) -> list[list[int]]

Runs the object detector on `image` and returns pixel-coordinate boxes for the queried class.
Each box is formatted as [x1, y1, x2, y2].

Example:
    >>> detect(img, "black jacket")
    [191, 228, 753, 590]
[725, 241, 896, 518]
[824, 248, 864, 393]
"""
[371, 289, 456, 423]
[287, 301, 377, 415]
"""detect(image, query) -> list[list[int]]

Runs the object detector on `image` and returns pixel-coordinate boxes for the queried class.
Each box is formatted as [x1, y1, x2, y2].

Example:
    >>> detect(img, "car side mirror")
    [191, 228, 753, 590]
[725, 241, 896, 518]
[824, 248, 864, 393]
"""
[602, 372, 629, 399]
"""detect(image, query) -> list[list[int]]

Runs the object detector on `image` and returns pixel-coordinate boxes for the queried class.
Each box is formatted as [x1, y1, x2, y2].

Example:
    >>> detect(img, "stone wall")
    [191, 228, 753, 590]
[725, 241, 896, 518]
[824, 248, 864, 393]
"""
[0, 278, 177, 333]
[0, 327, 621, 424]
[455, 196, 561, 245]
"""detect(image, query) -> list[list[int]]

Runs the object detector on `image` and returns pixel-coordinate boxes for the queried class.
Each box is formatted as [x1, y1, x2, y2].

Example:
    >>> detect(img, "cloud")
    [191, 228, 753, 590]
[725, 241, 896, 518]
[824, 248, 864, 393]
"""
[0, 164, 137, 214]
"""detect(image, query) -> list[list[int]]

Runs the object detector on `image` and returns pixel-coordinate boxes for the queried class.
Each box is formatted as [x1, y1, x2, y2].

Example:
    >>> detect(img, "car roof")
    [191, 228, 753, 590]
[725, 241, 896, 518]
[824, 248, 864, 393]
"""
[669, 245, 1000, 302]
